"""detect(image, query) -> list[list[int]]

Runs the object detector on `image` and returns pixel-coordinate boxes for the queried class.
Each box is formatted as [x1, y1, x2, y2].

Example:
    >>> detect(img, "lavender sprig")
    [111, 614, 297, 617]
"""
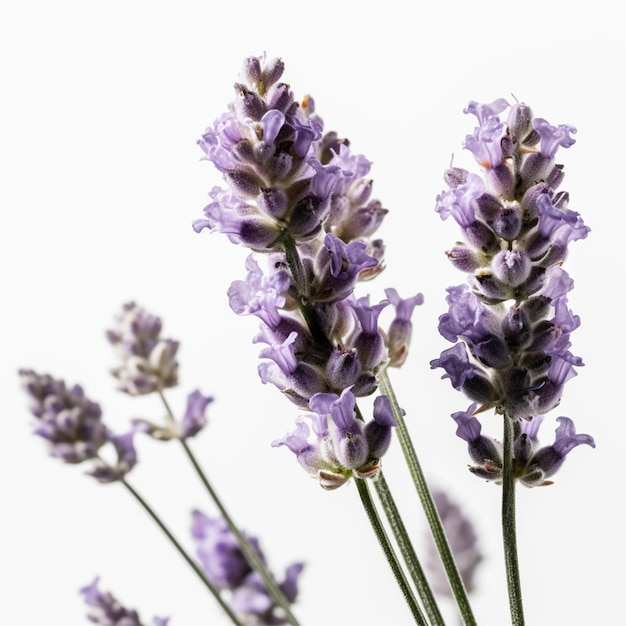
[432, 98, 595, 624]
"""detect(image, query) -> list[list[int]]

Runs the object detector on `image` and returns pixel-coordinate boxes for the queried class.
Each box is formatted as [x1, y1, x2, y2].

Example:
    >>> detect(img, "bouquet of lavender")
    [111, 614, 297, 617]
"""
[18, 55, 594, 626]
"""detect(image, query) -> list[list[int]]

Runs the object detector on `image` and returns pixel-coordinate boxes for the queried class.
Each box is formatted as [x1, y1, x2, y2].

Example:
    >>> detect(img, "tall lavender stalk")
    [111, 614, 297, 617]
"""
[431, 99, 595, 624]
[193, 54, 436, 623]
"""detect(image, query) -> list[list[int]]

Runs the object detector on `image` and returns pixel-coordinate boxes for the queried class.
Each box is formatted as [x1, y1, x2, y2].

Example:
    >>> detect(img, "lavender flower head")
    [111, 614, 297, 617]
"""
[424, 490, 482, 597]
[106, 302, 179, 396]
[195, 55, 422, 411]
[191, 510, 304, 625]
[272, 389, 397, 489]
[19, 368, 137, 482]
[80, 577, 169, 626]
[431, 99, 594, 482]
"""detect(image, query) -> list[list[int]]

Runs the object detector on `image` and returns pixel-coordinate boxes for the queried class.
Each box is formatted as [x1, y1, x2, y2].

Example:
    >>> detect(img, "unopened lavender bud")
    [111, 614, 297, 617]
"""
[233, 83, 264, 120]
[520, 295, 551, 322]
[261, 57, 285, 89]
[269, 151, 294, 180]
[502, 306, 531, 349]
[464, 220, 499, 253]
[266, 82, 293, 112]
[475, 193, 503, 221]
[445, 245, 482, 272]
[485, 163, 514, 198]
[491, 206, 522, 240]
[257, 186, 288, 219]
[325, 348, 362, 389]
[492, 250, 532, 287]
[520, 182, 547, 223]
[473, 272, 510, 301]
[241, 56, 262, 85]
[288, 195, 327, 239]
[226, 168, 263, 198]
[365, 395, 397, 459]
[545, 163, 565, 190]
[507, 103, 534, 143]
[520, 151, 553, 185]
[444, 167, 469, 188]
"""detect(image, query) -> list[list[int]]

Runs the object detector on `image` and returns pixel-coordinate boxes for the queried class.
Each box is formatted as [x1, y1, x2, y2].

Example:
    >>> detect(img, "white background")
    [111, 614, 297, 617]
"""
[1, 1, 623, 625]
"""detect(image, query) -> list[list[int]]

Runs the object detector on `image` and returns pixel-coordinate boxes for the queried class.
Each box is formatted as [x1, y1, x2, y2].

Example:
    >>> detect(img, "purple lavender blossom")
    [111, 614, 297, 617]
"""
[19, 369, 137, 481]
[196, 55, 412, 410]
[451, 404, 594, 486]
[424, 490, 482, 597]
[272, 388, 396, 487]
[191, 510, 304, 625]
[80, 577, 169, 626]
[384, 288, 424, 367]
[132, 389, 213, 441]
[432, 99, 593, 482]
[19, 368, 107, 463]
[106, 302, 179, 396]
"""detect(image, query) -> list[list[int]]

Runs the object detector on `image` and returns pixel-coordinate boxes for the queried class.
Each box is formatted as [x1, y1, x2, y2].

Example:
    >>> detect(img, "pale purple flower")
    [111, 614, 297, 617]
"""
[80, 577, 169, 626]
[384, 288, 424, 367]
[450, 403, 594, 486]
[433, 99, 592, 476]
[19, 368, 107, 463]
[191, 510, 304, 625]
[425, 490, 482, 597]
[106, 302, 179, 396]
[273, 389, 396, 487]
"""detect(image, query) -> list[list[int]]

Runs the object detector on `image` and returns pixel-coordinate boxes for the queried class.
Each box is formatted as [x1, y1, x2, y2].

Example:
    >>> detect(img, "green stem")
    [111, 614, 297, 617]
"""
[121, 479, 243, 626]
[378, 369, 477, 626]
[281, 233, 332, 353]
[374, 472, 445, 626]
[158, 391, 301, 626]
[355, 478, 428, 626]
[502, 414, 525, 625]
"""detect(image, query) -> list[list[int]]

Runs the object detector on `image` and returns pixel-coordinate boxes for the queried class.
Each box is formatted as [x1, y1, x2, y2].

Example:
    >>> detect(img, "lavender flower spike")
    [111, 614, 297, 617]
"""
[424, 490, 482, 597]
[432, 98, 593, 481]
[191, 510, 304, 625]
[106, 302, 179, 396]
[80, 577, 169, 626]
[19, 368, 107, 463]
[19, 368, 138, 482]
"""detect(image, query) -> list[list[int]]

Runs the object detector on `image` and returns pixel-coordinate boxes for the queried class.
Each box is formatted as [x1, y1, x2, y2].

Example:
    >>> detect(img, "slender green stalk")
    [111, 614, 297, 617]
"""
[502, 414, 525, 625]
[355, 478, 428, 626]
[121, 479, 244, 626]
[378, 368, 477, 626]
[158, 391, 301, 626]
[374, 471, 445, 626]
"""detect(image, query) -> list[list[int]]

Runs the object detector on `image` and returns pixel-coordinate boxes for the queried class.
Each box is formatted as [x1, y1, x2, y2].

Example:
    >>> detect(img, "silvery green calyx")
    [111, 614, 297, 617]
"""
[80, 577, 169, 626]
[106, 301, 179, 396]
[431, 99, 594, 483]
[18, 369, 137, 482]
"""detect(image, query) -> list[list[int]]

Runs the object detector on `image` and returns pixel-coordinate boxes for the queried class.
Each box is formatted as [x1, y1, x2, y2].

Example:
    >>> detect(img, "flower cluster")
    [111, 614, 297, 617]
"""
[431, 99, 594, 482]
[453, 404, 594, 486]
[80, 578, 169, 626]
[195, 54, 422, 486]
[18, 369, 137, 482]
[272, 388, 396, 489]
[106, 302, 179, 396]
[191, 510, 304, 625]
[424, 490, 482, 597]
